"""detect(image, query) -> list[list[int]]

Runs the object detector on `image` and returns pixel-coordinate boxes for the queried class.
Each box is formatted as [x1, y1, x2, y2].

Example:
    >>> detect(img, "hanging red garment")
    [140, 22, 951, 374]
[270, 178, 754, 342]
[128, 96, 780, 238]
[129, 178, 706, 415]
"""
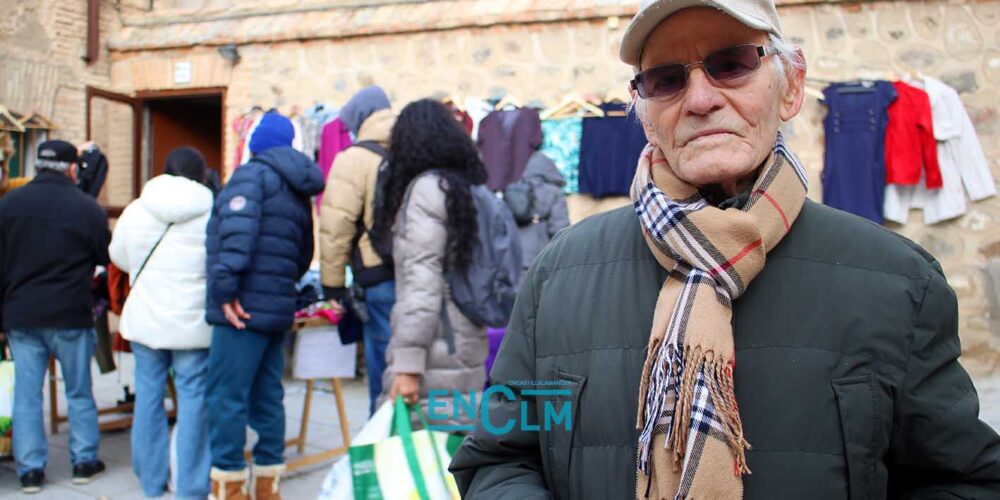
[231, 113, 257, 167]
[448, 104, 474, 135]
[885, 81, 942, 188]
[316, 118, 353, 210]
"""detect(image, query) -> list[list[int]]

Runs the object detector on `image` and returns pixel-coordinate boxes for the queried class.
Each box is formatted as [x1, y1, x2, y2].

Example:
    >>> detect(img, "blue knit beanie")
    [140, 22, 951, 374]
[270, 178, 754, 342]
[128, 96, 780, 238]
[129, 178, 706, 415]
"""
[249, 113, 294, 154]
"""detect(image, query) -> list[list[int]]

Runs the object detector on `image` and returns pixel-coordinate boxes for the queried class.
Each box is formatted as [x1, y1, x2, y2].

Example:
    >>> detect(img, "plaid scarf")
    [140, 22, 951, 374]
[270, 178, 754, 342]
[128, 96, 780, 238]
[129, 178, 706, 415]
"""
[632, 134, 807, 500]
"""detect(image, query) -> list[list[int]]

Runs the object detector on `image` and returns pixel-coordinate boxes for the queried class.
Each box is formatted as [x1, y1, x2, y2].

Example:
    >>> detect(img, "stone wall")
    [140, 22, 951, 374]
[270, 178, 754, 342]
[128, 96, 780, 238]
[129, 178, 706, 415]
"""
[0, 0, 127, 140]
[114, 0, 1000, 371]
[782, 0, 1000, 373]
[10, 0, 1000, 371]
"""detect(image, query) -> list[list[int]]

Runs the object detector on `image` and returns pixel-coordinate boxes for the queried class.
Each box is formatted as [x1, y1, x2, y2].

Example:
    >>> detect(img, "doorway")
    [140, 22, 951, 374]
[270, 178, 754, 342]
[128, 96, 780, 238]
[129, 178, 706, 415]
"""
[86, 86, 226, 217]
[139, 88, 225, 180]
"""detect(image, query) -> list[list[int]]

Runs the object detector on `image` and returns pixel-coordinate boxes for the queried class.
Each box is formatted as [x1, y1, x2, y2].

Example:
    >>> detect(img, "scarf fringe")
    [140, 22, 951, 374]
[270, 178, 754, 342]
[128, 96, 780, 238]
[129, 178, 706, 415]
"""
[666, 346, 750, 475]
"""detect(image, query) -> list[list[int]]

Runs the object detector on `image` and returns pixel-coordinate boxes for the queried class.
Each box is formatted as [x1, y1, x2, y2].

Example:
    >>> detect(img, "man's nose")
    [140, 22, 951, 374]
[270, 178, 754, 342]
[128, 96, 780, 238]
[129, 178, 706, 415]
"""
[682, 66, 725, 116]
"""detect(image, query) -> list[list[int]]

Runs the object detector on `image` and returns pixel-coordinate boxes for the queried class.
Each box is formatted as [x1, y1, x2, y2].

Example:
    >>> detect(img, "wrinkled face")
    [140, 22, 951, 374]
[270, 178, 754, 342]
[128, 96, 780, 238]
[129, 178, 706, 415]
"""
[637, 8, 804, 192]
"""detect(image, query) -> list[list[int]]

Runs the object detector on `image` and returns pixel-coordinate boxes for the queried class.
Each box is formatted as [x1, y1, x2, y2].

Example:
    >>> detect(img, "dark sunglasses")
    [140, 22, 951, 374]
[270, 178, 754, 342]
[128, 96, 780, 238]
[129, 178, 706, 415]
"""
[630, 44, 777, 100]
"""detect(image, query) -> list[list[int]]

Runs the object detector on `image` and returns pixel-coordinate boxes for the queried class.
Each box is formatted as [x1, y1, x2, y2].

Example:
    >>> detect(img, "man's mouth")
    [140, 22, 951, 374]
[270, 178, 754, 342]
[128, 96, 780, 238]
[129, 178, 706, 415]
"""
[684, 129, 734, 145]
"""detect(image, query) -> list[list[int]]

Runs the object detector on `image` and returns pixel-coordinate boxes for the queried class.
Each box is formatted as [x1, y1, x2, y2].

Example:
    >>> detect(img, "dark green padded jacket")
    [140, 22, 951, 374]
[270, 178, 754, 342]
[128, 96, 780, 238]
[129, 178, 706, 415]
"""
[450, 200, 1000, 500]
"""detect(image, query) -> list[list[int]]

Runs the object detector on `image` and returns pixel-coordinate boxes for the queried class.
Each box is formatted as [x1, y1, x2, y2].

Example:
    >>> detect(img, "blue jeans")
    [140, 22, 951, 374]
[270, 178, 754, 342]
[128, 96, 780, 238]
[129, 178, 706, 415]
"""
[7, 329, 99, 476]
[206, 325, 285, 471]
[363, 280, 395, 416]
[131, 343, 210, 499]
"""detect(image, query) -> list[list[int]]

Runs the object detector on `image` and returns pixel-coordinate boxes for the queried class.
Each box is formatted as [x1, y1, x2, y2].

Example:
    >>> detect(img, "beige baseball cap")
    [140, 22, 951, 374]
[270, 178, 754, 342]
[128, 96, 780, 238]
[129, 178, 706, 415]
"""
[620, 0, 784, 67]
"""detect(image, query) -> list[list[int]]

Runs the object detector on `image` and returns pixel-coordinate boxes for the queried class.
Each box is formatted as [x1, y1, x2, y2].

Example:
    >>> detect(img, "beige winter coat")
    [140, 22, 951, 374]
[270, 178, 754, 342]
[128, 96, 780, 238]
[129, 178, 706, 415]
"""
[319, 109, 396, 289]
[383, 174, 488, 420]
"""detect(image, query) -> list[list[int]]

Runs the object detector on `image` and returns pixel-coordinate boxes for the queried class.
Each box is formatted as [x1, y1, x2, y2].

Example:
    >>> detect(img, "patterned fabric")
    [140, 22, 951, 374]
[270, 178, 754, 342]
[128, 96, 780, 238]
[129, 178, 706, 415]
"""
[541, 117, 582, 194]
[631, 134, 808, 500]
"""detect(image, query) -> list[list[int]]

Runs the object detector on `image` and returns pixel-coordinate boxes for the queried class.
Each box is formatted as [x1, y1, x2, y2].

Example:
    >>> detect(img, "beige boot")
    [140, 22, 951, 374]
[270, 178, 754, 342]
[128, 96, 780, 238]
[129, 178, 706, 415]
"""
[210, 467, 249, 500]
[251, 463, 285, 500]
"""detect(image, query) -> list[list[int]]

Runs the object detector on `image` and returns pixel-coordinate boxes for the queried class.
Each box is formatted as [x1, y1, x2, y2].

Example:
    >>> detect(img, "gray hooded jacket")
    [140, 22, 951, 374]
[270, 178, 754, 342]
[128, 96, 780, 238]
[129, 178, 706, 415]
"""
[517, 151, 570, 270]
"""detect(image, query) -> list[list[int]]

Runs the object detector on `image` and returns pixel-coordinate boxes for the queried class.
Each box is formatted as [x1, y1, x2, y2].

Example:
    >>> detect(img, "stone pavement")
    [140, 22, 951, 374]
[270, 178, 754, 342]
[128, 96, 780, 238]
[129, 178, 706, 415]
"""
[0, 355, 370, 499]
[0, 356, 998, 499]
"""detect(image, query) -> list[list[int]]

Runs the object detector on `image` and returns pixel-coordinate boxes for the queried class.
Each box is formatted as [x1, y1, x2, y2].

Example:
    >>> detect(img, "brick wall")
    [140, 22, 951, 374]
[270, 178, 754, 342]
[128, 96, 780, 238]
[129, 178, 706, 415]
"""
[0, 0, 146, 205]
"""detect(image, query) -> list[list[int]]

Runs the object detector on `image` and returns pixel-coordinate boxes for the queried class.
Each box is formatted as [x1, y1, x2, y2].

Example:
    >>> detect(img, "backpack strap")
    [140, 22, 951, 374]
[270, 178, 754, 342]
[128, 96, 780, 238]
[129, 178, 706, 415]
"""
[349, 140, 389, 254]
[440, 295, 457, 356]
[352, 140, 388, 160]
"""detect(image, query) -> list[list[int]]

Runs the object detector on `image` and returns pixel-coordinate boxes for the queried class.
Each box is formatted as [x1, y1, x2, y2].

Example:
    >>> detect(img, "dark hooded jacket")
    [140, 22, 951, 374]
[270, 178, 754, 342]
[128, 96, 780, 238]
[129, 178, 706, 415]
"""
[205, 146, 325, 333]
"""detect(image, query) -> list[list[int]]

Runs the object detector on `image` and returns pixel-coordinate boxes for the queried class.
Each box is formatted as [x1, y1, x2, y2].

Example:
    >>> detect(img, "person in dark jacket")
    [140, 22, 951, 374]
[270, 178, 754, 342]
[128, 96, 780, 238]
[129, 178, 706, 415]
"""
[0, 140, 109, 493]
[77, 142, 108, 198]
[449, 2, 1000, 499]
[204, 113, 324, 499]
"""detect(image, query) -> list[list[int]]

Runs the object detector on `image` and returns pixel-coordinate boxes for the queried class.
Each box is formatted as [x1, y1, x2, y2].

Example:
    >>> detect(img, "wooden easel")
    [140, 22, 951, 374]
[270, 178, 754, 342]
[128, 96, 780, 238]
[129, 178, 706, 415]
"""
[48, 356, 178, 434]
[283, 378, 352, 471]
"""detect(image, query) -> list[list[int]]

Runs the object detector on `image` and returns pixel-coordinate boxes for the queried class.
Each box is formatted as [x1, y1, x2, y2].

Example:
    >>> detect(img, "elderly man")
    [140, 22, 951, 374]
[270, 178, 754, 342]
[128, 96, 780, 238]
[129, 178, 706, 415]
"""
[449, 1, 1000, 499]
[0, 140, 109, 493]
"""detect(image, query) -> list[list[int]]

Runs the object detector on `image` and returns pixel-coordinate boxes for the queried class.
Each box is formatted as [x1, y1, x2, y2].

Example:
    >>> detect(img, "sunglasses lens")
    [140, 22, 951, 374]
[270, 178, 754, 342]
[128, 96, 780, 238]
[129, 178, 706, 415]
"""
[704, 45, 761, 81]
[637, 64, 687, 99]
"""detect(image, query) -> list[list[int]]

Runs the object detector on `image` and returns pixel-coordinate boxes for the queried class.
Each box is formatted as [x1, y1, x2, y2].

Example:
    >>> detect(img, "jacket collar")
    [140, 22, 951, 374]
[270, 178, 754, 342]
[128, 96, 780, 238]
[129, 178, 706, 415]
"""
[700, 182, 753, 210]
[356, 109, 395, 145]
[32, 169, 75, 186]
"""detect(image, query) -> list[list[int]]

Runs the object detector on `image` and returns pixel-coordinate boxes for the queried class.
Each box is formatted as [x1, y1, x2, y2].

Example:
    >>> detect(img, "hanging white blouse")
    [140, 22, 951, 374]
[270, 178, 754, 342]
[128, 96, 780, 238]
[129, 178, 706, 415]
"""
[884, 77, 996, 224]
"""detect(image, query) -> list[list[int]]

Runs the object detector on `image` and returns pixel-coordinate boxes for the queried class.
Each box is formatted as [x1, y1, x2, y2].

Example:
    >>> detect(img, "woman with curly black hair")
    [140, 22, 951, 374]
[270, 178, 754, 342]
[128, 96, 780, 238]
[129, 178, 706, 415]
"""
[375, 99, 490, 420]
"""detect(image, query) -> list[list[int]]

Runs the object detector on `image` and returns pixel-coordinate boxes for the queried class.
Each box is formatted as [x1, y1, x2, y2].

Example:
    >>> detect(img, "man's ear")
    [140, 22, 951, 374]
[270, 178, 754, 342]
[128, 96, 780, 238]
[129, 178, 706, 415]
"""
[68, 162, 79, 183]
[779, 47, 807, 122]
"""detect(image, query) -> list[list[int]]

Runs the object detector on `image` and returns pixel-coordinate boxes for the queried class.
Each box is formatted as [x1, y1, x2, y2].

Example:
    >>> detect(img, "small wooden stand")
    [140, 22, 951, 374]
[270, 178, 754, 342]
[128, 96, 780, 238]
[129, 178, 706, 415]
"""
[48, 356, 177, 434]
[283, 378, 352, 471]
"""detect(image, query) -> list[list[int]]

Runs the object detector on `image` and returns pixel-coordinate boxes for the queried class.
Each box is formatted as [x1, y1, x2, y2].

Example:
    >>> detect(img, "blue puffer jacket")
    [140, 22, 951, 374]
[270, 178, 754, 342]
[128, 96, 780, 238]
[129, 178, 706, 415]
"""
[205, 146, 325, 333]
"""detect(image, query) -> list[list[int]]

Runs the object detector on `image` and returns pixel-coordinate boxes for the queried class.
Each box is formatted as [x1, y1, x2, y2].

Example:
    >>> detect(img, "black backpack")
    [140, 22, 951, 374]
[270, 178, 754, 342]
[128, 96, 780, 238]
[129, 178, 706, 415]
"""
[351, 141, 394, 262]
[502, 178, 536, 226]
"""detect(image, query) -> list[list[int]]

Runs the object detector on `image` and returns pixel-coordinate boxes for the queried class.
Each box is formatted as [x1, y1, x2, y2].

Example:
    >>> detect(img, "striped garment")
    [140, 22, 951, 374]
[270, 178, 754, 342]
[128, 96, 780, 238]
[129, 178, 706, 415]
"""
[631, 134, 808, 500]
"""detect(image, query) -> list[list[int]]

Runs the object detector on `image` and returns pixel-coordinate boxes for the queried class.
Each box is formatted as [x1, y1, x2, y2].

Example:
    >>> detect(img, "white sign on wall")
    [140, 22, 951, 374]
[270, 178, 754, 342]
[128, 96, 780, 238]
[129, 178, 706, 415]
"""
[173, 61, 192, 85]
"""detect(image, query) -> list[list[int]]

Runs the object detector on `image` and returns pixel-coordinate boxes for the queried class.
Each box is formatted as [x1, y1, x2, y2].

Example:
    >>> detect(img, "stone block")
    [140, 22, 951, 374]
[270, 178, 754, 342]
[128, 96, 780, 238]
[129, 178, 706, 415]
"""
[944, 5, 985, 62]
[876, 3, 912, 43]
[910, 2, 944, 41]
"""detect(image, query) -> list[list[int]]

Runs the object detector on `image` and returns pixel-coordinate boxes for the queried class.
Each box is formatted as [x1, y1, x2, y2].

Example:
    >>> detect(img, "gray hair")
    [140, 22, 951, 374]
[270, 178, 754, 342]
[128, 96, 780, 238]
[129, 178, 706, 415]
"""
[35, 159, 73, 172]
[630, 34, 805, 123]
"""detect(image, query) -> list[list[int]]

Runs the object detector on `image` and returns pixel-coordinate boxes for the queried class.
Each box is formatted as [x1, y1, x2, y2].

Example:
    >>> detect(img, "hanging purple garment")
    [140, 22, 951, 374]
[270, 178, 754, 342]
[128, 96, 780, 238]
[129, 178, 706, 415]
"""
[477, 108, 543, 191]
[484, 327, 506, 387]
[316, 118, 353, 209]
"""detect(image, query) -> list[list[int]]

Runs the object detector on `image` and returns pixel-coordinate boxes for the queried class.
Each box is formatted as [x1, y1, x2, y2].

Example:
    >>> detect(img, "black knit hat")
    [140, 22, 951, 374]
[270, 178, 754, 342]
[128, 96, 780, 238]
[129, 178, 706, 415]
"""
[36, 140, 79, 171]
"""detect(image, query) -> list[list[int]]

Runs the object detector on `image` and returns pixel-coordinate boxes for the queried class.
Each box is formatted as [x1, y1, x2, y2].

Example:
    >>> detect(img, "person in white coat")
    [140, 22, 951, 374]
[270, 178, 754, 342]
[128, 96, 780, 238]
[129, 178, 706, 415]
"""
[109, 146, 214, 500]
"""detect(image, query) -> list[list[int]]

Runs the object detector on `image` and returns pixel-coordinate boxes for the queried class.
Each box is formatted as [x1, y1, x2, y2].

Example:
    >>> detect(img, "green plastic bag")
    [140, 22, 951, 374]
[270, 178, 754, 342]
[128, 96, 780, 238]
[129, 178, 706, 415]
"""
[348, 396, 463, 500]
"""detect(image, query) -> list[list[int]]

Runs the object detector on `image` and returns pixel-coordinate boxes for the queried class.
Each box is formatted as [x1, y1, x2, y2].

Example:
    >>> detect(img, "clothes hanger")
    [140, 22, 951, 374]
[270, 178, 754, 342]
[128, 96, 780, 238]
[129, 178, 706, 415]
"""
[541, 94, 606, 120]
[494, 94, 522, 111]
[602, 88, 631, 116]
[836, 75, 878, 94]
[441, 94, 466, 112]
[604, 87, 631, 105]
